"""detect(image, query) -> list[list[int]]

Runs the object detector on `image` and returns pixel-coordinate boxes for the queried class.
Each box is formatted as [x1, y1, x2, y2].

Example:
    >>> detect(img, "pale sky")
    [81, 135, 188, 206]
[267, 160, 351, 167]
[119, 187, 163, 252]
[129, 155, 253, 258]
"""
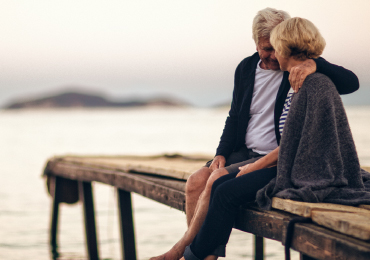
[1, 0, 369, 106]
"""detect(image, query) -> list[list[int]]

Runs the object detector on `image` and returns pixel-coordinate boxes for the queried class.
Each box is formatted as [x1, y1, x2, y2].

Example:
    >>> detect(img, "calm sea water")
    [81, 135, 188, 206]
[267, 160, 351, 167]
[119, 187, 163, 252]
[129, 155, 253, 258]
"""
[1, 106, 369, 260]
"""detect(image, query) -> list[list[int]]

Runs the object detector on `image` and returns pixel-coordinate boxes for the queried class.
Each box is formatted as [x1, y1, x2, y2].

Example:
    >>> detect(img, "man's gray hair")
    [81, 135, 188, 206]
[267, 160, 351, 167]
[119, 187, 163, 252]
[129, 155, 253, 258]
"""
[252, 7, 291, 45]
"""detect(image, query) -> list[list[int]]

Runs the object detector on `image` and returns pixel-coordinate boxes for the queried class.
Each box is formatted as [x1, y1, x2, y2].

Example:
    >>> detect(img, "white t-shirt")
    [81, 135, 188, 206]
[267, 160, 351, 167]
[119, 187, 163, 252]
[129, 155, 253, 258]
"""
[245, 60, 284, 154]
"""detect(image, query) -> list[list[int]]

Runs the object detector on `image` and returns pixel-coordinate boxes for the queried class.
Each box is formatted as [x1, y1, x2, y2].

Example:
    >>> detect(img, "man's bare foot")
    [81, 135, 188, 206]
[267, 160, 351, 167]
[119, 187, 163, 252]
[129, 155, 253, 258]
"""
[149, 248, 182, 260]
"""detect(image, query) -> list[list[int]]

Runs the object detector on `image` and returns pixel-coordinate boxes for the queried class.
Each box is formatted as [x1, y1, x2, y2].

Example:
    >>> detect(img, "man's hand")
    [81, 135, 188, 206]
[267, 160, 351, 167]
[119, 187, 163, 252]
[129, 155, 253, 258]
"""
[236, 163, 254, 178]
[209, 155, 226, 172]
[289, 59, 316, 92]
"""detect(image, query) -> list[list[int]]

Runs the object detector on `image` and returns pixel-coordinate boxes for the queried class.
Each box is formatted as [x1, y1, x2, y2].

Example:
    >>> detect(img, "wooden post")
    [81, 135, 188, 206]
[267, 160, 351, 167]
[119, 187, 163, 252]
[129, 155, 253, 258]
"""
[50, 176, 61, 260]
[79, 181, 99, 260]
[254, 235, 264, 260]
[117, 189, 137, 260]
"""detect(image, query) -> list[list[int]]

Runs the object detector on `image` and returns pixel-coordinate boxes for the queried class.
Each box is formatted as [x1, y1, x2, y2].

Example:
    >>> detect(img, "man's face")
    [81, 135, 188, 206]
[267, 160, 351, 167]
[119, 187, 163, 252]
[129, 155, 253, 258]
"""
[256, 37, 280, 70]
[274, 50, 289, 71]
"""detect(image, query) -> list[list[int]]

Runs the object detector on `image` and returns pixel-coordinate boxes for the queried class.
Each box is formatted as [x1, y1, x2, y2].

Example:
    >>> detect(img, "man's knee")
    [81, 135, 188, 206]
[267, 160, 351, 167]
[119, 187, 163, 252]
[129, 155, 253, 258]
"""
[205, 168, 228, 192]
[185, 167, 211, 195]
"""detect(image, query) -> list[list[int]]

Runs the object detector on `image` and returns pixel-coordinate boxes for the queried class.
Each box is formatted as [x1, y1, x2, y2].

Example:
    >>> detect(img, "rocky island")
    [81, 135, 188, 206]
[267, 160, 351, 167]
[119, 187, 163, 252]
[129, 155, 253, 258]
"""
[4, 92, 189, 109]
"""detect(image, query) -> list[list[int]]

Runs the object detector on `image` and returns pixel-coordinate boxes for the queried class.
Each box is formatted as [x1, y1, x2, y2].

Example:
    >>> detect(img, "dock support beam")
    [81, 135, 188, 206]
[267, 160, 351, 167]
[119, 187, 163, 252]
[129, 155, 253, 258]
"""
[79, 181, 99, 260]
[254, 235, 264, 260]
[117, 189, 137, 260]
[50, 176, 61, 260]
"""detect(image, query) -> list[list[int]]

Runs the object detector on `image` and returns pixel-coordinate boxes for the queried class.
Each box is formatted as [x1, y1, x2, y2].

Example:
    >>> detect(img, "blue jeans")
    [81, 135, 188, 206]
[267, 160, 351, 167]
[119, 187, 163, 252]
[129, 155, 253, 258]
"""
[184, 167, 277, 260]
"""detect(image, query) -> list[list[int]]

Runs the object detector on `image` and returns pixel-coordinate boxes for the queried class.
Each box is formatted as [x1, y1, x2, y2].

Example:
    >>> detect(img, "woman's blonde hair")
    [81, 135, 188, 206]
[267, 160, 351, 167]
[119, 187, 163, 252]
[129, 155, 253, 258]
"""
[252, 7, 290, 45]
[270, 17, 326, 60]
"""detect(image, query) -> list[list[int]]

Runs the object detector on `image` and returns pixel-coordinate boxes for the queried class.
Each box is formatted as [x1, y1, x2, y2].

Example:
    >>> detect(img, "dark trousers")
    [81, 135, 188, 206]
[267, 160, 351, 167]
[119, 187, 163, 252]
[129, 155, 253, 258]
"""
[186, 167, 277, 259]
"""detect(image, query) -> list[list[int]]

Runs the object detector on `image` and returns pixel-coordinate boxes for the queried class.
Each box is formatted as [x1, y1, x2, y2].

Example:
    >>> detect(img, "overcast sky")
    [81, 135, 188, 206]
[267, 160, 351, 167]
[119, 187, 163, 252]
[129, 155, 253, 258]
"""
[1, 0, 369, 107]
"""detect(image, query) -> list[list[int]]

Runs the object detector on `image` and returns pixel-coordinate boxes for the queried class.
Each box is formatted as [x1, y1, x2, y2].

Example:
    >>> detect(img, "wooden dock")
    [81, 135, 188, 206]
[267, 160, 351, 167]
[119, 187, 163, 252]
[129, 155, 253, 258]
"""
[44, 155, 370, 260]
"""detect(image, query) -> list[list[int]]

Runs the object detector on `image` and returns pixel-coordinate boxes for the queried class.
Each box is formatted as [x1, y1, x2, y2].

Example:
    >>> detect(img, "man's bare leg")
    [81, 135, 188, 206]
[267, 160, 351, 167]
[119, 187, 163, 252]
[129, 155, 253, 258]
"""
[150, 168, 229, 260]
[185, 167, 211, 226]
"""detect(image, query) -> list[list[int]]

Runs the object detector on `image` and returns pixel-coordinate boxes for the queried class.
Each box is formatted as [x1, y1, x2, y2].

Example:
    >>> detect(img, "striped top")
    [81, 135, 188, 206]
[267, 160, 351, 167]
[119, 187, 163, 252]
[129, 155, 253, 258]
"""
[279, 88, 295, 135]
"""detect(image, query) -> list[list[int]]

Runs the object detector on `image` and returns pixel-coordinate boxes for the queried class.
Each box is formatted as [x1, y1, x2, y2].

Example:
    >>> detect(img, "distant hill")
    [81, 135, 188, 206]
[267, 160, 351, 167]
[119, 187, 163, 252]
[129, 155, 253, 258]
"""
[4, 92, 189, 109]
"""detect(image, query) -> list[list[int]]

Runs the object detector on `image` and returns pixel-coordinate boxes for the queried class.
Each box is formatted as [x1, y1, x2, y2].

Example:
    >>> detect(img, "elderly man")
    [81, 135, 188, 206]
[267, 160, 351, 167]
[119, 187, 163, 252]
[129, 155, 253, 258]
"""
[151, 7, 359, 260]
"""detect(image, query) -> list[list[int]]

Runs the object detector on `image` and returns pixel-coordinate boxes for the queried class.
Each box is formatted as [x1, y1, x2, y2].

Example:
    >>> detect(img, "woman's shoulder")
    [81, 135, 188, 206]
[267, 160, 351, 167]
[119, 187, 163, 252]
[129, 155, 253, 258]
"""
[302, 72, 336, 93]
[305, 72, 334, 85]
[304, 72, 334, 85]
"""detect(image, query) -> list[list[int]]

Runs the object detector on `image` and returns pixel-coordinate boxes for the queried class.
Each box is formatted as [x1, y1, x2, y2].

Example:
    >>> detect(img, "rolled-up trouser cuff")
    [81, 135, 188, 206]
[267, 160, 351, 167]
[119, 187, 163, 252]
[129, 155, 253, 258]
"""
[183, 246, 200, 260]
[183, 245, 226, 260]
[211, 245, 226, 257]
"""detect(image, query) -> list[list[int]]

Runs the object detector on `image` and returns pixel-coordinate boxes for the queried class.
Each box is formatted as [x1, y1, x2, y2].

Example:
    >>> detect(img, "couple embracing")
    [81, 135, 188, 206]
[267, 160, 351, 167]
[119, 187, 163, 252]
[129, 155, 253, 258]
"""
[151, 7, 370, 260]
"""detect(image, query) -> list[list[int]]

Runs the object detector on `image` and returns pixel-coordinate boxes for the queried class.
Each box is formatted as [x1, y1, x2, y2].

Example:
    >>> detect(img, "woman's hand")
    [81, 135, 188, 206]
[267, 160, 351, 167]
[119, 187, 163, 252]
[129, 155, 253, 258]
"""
[236, 163, 255, 178]
[236, 147, 279, 178]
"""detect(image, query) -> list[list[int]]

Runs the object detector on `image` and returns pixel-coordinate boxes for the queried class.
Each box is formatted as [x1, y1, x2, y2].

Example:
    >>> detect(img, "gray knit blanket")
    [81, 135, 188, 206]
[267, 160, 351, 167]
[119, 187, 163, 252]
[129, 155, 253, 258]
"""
[256, 73, 370, 210]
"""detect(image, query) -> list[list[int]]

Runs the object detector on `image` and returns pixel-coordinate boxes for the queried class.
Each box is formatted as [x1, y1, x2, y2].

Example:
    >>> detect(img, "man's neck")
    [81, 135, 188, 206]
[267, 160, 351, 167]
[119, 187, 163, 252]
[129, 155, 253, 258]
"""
[259, 60, 280, 71]
[286, 58, 307, 73]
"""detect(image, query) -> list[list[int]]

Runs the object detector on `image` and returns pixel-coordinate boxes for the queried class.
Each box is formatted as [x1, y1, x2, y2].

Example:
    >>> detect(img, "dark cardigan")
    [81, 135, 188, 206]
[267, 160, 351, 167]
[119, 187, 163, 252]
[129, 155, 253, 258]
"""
[215, 52, 359, 159]
[256, 73, 370, 209]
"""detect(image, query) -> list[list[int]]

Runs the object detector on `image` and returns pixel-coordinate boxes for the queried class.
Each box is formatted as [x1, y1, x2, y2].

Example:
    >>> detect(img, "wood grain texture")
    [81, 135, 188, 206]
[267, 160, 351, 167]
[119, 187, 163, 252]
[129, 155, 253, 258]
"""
[272, 197, 370, 218]
[53, 154, 211, 180]
[235, 205, 287, 241]
[359, 204, 370, 210]
[236, 206, 370, 260]
[312, 211, 370, 240]
[114, 172, 186, 211]
[44, 156, 370, 260]
[290, 223, 370, 260]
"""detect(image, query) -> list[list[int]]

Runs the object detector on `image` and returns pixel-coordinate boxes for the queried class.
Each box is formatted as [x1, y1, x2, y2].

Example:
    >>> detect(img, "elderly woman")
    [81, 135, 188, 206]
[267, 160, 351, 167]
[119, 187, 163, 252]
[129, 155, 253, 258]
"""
[179, 17, 370, 260]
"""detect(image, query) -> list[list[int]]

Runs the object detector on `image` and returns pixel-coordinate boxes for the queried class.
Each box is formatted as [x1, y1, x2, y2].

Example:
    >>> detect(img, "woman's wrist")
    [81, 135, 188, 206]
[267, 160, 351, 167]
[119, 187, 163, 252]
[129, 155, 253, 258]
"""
[248, 162, 258, 172]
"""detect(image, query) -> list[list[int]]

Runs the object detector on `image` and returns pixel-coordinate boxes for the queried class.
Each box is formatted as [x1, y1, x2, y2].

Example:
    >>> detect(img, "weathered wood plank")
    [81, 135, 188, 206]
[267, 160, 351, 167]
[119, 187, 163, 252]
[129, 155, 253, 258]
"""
[114, 172, 186, 211]
[290, 223, 370, 260]
[359, 204, 370, 210]
[312, 211, 370, 240]
[235, 205, 287, 241]
[272, 197, 370, 218]
[45, 159, 187, 211]
[50, 154, 210, 180]
[46, 160, 117, 185]
[132, 173, 186, 192]
[236, 206, 370, 260]
[44, 157, 370, 260]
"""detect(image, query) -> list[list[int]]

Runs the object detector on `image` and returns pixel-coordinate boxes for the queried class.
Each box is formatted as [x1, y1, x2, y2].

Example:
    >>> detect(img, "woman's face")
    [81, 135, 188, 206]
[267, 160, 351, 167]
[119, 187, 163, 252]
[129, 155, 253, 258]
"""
[274, 50, 290, 71]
